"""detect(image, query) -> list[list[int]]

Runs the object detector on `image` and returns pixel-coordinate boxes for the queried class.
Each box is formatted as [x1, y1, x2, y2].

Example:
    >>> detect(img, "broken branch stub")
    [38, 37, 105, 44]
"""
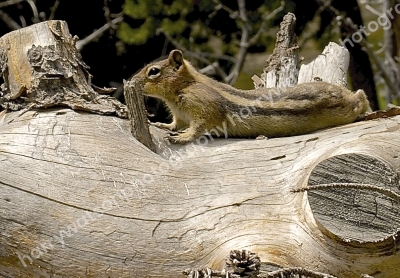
[123, 79, 156, 152]
[253, 12, 299, 88]
[252, 13, 350, 89]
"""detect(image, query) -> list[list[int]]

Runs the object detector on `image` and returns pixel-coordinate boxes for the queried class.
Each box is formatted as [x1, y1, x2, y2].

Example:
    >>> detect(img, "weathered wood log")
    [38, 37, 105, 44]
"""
[1, 19, 400, 278]
[1, 109, 400, 278]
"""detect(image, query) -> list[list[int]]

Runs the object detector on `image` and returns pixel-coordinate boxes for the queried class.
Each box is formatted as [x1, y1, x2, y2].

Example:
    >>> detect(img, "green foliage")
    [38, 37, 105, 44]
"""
[123, 0, 163, 19]
[118, 19, 156, 45]
[165, 0, 192, 15]
[161, 18, 187, 36]
[119, 0, 198, 45]
[118, 0, 286, 60]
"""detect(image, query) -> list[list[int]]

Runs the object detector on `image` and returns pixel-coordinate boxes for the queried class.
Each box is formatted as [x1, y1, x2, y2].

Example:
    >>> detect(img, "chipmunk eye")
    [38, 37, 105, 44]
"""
[147, 67, 161, 78]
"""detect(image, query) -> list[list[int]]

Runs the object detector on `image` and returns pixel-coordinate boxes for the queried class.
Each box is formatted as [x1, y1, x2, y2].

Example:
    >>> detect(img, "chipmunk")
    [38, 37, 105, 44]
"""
[131, 49, 370, 144]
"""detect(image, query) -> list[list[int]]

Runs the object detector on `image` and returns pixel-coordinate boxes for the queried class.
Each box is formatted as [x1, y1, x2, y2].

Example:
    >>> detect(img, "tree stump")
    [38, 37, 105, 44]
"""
[0, 20, 126, 117]
[1, 19, 400, 278]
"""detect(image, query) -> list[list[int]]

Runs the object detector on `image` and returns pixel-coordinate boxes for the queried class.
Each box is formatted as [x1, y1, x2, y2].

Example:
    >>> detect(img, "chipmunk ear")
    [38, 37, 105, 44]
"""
[168, 50, 184, 70]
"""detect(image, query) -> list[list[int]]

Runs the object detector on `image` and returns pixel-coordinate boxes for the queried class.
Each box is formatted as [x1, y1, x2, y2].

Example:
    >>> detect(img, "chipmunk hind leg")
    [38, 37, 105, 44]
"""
[333, 89, 371, 123]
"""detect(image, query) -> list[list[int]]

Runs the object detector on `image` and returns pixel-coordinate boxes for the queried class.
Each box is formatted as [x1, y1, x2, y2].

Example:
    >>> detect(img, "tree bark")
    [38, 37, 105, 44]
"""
[0, 20, 126, 117]
[1, 20, 400, 278]
[252, 13, 299, 88]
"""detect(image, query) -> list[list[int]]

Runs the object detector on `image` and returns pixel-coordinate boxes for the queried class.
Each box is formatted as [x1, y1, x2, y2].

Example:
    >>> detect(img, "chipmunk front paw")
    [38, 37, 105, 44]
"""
[167, 132, 195, 144]
[151, 122, 176, 131]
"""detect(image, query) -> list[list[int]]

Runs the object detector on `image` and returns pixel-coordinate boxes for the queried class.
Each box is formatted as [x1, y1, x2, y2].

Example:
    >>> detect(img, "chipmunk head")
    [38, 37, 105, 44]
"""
[132, 49, 195, 101]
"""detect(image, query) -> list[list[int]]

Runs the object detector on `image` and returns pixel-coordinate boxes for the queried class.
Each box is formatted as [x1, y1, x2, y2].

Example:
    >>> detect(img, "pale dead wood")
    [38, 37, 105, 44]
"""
[1, 109, 400, 277]
[253, 15, 349, 88]
[123, 79, 156, 152]
[297, 42, 349, 86]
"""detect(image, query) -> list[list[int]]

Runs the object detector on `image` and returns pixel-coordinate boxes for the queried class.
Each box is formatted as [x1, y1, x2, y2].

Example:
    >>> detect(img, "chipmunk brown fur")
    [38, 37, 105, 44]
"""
[131, 50, 370, 144]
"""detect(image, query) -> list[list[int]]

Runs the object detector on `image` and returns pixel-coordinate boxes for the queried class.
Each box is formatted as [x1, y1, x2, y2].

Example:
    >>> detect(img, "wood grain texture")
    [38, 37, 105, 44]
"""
[124, 80, 156, 152]
[298, 42, 350, 86]
[308, 153, 400, 242]
[1, 109, 400, 277]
